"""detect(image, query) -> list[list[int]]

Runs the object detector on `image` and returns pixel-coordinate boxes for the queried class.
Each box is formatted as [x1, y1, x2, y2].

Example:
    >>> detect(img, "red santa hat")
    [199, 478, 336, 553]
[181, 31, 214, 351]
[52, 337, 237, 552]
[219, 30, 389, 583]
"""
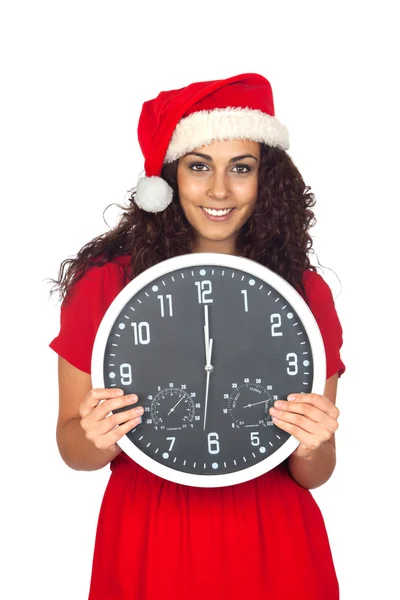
[135, 73, 289, 213]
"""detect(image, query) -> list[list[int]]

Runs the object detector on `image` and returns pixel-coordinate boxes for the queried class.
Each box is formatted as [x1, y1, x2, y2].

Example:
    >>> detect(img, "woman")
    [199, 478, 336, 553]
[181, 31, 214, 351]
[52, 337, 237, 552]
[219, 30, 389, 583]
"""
[50, 73, 345, 599]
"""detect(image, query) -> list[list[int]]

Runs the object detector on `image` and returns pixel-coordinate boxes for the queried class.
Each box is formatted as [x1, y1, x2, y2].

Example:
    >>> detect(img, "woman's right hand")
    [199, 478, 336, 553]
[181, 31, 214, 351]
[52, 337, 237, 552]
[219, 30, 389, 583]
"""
[79, 388, 144, 453]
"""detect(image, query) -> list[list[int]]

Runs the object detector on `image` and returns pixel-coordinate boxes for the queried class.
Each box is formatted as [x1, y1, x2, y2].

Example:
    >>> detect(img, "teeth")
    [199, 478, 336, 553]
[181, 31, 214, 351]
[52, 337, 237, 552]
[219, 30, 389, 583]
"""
[202, 207, 233, 216]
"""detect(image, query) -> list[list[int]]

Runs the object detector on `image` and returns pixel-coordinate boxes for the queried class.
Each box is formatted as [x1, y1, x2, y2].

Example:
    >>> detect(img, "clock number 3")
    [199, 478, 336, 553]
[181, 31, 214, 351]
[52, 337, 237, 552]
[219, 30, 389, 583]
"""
[195, 280, 213, 304]
[286, 352, 298, 375]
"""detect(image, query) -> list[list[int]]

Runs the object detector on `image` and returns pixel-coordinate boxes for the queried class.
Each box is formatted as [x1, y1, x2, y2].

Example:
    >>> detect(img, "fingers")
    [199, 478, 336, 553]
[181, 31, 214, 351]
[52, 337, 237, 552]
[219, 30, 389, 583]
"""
[84, 407, 144, 449]
[270, 401, 337, 430]
[79, 388, 144, 452]
[286, 393, 339, 420]
[104, 416, 144, 447]
[84, 415, 143, 451]
[95, 394, 140, 420]
[90, 405, 144, 438]
[270, 409, 336, 440]
[79, 387, 125, 418]
[269, 393, 339, 443]
[270, 415, 316, 447]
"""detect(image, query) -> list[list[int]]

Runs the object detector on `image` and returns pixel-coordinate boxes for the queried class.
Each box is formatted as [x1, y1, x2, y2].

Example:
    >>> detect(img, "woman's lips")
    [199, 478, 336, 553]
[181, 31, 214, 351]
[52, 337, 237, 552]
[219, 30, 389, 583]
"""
[200, 207, 235, 222]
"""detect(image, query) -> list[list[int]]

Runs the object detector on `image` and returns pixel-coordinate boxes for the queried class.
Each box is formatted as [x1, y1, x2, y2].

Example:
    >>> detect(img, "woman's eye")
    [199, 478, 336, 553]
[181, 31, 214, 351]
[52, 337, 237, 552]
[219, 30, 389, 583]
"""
[189, 163, 208, 172]
[232, 164, 251, 173]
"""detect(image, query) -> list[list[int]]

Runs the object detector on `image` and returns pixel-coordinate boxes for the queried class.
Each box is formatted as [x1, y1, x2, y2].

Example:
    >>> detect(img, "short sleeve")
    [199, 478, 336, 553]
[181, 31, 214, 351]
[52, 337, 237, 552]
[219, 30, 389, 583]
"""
[49, 260, 128, 374]
[302, 270, 345, 380]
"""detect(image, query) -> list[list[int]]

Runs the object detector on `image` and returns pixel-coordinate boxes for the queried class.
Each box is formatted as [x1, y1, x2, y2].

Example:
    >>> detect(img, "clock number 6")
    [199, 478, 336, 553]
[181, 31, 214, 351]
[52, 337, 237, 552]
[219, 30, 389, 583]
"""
[207, 432, 220, 454]
[195, 280, 213, 304]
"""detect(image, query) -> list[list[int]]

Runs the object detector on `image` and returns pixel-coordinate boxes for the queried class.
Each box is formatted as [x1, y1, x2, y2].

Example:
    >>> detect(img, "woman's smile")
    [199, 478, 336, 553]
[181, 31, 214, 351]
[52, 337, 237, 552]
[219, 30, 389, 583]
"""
[200, 206, 236, 220]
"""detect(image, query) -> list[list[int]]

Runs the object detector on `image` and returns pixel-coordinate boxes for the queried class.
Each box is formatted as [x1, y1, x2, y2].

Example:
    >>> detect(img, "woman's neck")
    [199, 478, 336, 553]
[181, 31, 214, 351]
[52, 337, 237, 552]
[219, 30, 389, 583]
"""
[193, 237, 238, 256]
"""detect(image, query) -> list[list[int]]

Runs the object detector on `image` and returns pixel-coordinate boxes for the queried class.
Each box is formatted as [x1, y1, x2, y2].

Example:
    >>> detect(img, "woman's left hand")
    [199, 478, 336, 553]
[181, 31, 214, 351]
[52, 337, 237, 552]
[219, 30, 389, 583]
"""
[269, 393, 340, 460]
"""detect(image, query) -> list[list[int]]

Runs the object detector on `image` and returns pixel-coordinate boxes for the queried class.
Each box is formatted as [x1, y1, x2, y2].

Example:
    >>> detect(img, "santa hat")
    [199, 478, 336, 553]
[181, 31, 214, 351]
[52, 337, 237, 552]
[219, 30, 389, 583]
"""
[135, 73, 289, 213]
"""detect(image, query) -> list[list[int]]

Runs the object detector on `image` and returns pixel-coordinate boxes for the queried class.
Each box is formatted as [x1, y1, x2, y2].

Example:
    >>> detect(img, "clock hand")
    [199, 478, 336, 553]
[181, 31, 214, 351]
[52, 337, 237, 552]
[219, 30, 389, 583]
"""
[203, 305, 214, 430]
[167, 394, 186, 415]
[243, 399, 270, 408]
[204, 305, 210, 366]
[203, 337, 213, 430]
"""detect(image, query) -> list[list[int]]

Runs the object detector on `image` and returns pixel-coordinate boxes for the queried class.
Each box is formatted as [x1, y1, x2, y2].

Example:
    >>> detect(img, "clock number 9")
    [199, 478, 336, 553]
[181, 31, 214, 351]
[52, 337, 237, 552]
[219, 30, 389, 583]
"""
[195, 280, 213, 304]
[120, 363, 132, 385]
[286, 352, 298, 375]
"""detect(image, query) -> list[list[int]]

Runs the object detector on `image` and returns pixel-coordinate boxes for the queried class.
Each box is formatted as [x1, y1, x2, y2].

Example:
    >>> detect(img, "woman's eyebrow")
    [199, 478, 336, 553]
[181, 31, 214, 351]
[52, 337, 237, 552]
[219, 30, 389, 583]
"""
[185, 152, 259, 162]
[230, 154, 259, 163]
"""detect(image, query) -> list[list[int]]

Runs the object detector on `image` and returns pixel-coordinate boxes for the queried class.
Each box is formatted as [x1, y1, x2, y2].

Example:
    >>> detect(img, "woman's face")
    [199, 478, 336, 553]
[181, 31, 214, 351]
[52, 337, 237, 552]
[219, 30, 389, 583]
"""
[177, 139, 260, 254]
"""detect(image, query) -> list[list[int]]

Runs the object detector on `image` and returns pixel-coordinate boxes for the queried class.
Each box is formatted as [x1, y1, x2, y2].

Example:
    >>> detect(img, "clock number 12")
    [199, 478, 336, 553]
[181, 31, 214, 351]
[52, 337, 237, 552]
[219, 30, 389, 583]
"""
[195, 280, 213, 304]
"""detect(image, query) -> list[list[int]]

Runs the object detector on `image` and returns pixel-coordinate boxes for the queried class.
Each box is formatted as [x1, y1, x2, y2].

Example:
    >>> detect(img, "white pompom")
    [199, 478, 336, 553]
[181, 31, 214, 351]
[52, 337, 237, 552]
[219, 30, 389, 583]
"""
[134, 176, 173, 213]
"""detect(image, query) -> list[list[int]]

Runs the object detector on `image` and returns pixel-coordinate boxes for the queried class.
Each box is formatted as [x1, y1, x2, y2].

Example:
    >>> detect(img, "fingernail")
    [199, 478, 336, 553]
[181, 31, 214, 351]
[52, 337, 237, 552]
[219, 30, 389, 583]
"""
[130, 395, 138, 402]
[287, 394, 296, 401]
[117, 390, 124, 396]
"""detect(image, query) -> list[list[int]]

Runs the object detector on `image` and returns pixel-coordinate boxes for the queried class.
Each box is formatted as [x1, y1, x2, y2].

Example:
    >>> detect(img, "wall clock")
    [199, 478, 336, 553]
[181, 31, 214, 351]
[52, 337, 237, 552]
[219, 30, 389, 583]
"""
[92, 253, 325, 487]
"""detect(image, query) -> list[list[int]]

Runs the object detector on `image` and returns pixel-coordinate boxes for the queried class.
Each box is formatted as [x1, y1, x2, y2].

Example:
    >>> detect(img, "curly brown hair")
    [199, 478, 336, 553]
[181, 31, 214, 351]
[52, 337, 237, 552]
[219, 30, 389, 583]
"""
[49, 143, 316, 302]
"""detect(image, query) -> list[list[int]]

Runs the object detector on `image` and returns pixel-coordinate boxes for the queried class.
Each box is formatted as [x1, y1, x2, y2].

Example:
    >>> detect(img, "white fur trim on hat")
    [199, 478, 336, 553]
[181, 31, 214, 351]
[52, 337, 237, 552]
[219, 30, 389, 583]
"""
[165, 107, 289, 163]
[135, 176, 173, 213]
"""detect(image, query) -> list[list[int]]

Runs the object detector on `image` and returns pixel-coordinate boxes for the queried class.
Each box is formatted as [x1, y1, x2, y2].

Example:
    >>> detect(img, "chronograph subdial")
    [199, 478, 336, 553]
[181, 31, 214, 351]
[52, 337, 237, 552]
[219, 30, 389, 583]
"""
[227, 383, 273, 428]
[150, 387, 195, 430]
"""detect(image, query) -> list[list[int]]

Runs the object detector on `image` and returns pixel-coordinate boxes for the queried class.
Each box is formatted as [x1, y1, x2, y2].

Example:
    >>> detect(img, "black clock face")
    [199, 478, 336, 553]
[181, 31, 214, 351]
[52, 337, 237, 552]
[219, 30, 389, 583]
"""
[92, 254, 325, 487]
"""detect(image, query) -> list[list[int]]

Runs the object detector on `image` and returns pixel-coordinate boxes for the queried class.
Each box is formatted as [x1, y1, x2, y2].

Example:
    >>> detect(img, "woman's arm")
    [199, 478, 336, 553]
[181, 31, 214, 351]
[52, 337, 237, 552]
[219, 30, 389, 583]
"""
[269, 374, 339, 489]
[56, 357, 143, 471]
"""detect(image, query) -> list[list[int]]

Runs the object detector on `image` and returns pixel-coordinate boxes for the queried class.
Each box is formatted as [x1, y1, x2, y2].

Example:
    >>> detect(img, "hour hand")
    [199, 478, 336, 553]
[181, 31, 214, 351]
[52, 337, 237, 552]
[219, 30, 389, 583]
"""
[203, 305, 213, 369]
[206, 338, 213, 370]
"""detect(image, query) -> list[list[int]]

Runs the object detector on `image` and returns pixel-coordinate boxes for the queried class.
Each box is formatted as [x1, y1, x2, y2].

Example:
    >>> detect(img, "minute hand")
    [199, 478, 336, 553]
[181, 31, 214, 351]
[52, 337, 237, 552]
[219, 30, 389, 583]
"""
[203, 338, 213, 430]
[203, 305, 214, 430]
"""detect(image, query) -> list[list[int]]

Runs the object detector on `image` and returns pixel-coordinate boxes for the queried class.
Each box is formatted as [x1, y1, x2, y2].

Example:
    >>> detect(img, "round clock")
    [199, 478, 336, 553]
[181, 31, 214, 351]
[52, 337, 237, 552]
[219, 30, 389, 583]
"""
[91, 253, 326, 488]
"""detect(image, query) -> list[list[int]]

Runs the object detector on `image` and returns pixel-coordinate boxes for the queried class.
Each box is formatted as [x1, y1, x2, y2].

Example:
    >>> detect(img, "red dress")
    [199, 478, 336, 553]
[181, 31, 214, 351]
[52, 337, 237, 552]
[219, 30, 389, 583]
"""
[50, 255, 345, 600]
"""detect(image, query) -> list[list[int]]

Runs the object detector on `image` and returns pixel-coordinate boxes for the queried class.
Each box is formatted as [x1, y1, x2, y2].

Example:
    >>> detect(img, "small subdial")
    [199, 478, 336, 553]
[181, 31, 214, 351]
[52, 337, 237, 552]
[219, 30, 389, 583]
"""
[150, 387, 195, 430]
[228, 383, 273, 427]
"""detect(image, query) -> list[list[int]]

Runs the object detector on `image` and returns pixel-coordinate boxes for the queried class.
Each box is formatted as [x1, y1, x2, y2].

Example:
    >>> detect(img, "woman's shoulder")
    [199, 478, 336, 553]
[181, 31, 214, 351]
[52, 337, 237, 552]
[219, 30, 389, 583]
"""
[64, 254, 131, 308]
[301, 268, 335, 308]
[72, 254, 130, 286]
[83, 254, 130, 278]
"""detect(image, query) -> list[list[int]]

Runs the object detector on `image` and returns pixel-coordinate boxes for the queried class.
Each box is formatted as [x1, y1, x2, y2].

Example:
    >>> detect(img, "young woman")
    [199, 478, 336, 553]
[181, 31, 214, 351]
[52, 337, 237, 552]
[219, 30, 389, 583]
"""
[49, 73, 345, 599]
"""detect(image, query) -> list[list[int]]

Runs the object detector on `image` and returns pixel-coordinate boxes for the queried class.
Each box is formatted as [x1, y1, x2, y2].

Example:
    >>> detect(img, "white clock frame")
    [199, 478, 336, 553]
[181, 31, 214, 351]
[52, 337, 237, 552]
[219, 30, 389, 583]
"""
[92, 253, 326, 488]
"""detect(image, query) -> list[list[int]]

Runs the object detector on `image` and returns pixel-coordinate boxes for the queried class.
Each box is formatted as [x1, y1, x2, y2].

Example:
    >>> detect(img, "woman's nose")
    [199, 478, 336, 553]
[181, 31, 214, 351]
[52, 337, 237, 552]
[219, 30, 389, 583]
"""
[207, 171, 231, 200]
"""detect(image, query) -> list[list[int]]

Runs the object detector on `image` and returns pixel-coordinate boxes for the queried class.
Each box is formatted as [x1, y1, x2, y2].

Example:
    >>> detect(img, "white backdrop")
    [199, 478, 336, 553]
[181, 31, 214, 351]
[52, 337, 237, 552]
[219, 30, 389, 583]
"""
[1, 1, 399, 598]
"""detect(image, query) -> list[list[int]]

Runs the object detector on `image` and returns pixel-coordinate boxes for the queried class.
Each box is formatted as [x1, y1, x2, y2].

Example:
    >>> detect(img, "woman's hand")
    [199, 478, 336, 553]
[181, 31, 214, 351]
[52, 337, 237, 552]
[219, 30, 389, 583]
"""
[269, 392, 339, 460]
[79, 388, 144, 453]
